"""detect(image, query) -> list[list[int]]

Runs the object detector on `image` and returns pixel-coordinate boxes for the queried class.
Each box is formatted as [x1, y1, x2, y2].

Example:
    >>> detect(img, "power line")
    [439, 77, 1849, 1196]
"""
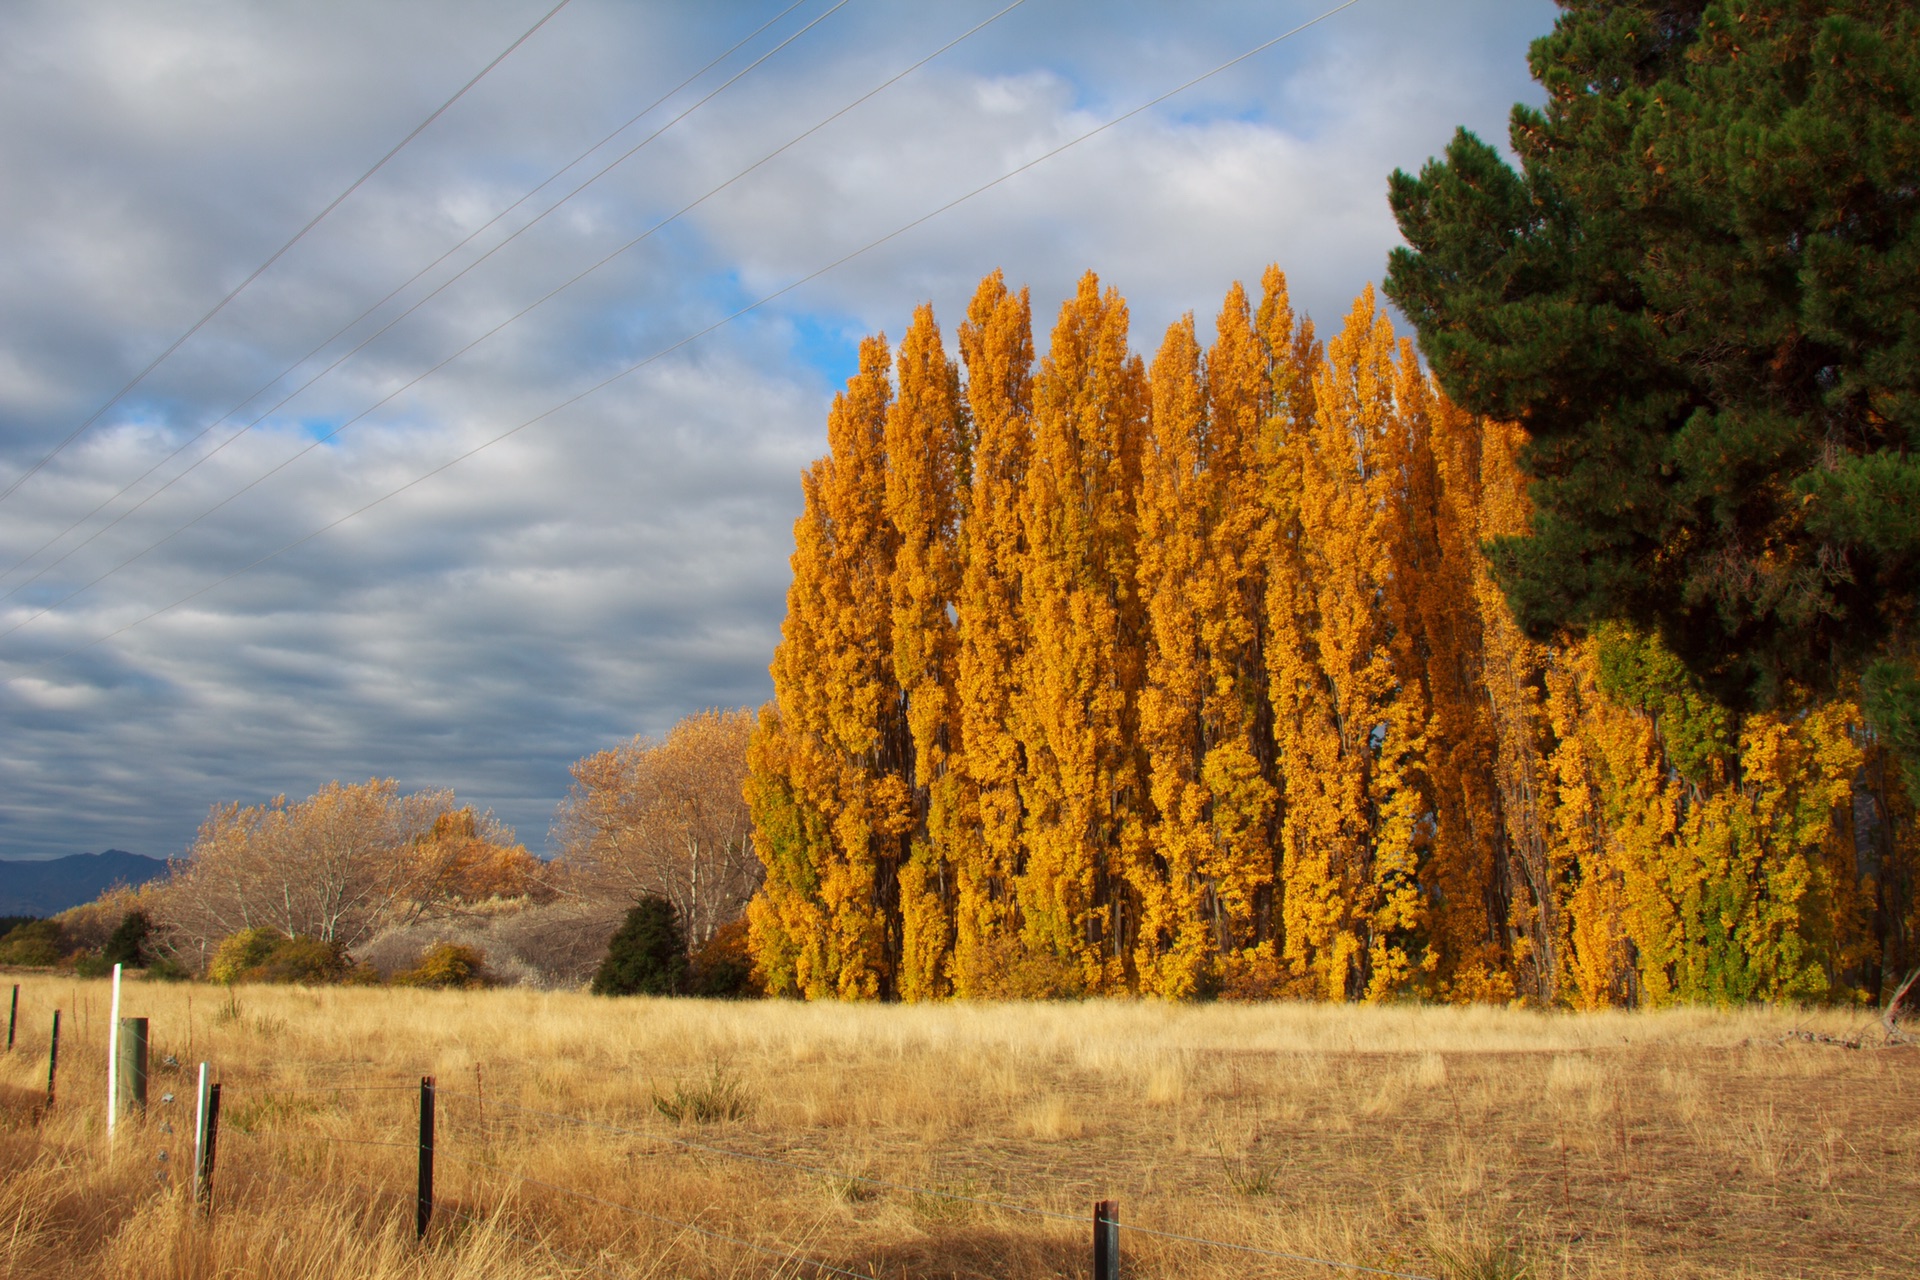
[0, 0, 1011, 643]
[0, 0, 816, 595]
[0, 0, 574, 507]
[2, 0, 1362, 682]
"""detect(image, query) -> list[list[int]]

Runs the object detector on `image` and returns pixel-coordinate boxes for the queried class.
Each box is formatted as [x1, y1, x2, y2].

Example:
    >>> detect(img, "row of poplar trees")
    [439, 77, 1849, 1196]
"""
[745, 267, 1917, 1006]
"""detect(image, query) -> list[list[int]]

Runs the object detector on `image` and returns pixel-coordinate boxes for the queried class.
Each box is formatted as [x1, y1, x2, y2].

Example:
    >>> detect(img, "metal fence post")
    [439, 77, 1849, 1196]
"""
[1094, 1198, 1120, 1280]
[194, 1067, 221, 1215]
[417, 1075, 436, 1240]
[7, 984, 16, 1051]
[44, 1010, 61, 1111]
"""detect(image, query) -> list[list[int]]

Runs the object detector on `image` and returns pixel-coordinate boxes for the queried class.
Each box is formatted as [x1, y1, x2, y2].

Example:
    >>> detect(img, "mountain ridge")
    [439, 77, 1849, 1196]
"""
[0, 850, 168, 917]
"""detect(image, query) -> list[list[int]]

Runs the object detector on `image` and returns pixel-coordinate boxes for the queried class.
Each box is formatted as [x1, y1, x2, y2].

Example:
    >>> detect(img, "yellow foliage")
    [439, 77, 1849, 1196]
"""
[745, 265, 1898, 1009]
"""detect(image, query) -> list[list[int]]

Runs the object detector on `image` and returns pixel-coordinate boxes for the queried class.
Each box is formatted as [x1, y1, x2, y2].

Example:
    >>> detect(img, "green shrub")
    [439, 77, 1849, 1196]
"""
[209, 927, 285, 983]
[592, 897, 688, 996]
[252, 936, 347, 984]
[102, 911, 152, 967]
[0, 919, 66, 967]
[209, 927, 347, 984]
[396, 942, 492, 989]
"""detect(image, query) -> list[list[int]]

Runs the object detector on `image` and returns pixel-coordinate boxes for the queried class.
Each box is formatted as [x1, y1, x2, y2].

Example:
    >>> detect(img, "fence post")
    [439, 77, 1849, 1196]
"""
[45, 1010, 61, 1111]
[116, 1017, 150, 1119]
[416, 1075, 436, 1241]
[107, 963, 122, 1139]
[1093, 1198, 1120, 1280]
[7, 984, 16, 1050]
[194, 1067, 221, 1214]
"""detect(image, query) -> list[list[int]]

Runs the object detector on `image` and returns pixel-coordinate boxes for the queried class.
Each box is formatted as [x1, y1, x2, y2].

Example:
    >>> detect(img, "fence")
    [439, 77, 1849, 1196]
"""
[180, 1071, 1440, 1279]
[6, 984, 1443, 1279]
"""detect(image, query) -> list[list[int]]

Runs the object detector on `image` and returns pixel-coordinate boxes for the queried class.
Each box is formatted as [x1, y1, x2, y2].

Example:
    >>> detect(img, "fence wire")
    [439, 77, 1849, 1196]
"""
[451, 1091, 1084, 1224]
[197, 1073, 1458, 1280]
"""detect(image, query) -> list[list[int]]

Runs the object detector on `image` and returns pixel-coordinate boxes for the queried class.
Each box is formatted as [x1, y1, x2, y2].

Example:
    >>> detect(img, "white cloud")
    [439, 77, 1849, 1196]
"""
[0, 0, 1556, 859]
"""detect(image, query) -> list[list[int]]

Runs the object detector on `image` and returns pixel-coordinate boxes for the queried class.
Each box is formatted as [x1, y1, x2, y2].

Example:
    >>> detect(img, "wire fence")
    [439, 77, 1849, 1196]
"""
[4, 985, 1443, 1280]
[164, 1069, 1442, 1280]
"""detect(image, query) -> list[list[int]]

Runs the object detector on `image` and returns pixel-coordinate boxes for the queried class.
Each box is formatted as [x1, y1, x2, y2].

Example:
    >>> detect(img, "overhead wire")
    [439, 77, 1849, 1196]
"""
[1, 0, 1362, 681]
[0, 0, 1016, 644]
[0, 0, 574, 507]
[0, 0, 815, 594]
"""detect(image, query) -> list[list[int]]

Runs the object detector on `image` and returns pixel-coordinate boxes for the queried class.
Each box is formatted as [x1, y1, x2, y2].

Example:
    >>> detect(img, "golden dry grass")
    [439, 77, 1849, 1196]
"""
[1, 974, 1914, 1278]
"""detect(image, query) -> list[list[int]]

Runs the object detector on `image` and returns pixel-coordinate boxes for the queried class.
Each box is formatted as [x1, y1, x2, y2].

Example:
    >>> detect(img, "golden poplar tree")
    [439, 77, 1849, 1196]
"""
[1136, 283, 1278, 996]
[1136, 314, 1217, 995]
[750, 336, 910, 999]
[1471, 418, 1567, 1003]
[882, 303, 967, 1000]
[950, 272, 1036, 996]
[1014, 271, 1148, 993]
[1391, 351, 1511, 1001]
[1268, 285, 1425, 1000]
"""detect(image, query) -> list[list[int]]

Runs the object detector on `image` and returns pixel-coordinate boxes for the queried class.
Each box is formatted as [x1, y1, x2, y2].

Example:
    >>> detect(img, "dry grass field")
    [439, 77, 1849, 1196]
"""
[1, 974, 1914, 1279]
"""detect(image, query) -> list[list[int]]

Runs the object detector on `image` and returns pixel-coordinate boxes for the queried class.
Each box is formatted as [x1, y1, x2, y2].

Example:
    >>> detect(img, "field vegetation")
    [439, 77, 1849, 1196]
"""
[2, 974, 1914, 1279]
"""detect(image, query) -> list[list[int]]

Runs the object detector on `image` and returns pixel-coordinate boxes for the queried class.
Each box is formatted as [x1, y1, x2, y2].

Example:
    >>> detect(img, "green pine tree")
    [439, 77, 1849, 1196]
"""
[1385, 2, 1919, 748]
[592, 897, 690, 996]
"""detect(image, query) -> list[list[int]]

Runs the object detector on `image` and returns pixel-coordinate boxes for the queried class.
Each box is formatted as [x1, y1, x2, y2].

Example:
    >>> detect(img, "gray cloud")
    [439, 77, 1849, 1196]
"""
[0, 0, 1556, 860]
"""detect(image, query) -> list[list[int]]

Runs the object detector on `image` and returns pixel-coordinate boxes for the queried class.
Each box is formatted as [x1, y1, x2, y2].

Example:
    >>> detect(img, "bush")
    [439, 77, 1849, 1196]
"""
[209, 927, 347, 984]
[0, 920, 66, 968]
[591, 896, 688, 996]
[689, 918, 760, 998]
[102, 911, 152, 967]
[252, 937, 348, 984]
[396, 942, 492, 989]
[209, 927, 284, 983]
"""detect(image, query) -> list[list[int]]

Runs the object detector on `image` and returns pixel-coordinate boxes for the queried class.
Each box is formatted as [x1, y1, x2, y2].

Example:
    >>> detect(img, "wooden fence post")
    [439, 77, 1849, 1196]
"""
[116, 1017, 150, 1119]
[1093, 1198, 1120, 1280]
[194, 1066, 221, 1214]
[44, 1011, 61, 1111]
[7, 984, 16, 1051]
[416, 1075, 436, 1240]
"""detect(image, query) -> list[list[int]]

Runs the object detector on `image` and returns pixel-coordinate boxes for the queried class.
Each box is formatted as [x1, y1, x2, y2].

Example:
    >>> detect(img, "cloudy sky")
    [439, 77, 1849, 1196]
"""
[0, 0, 1557, 862]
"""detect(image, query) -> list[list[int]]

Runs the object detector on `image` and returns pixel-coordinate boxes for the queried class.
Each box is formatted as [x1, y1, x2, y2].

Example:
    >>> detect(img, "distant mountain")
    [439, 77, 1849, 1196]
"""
[0, 850, 169, 917]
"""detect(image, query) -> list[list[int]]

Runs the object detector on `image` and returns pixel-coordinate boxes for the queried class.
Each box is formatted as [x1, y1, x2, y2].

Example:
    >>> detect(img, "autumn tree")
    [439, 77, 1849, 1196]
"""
[882, 304, 968, 999]
[1012, 271, 1149, 993]
[158, 779, 520, 969]
[948, 272, 1035, 996]
[553, 708, 758, 947]
[1134, 282, 1279, 996]
[749, 337, 911, 998]
[744, 262, 1915, 1007]
[1265, 287, 1429, 1001]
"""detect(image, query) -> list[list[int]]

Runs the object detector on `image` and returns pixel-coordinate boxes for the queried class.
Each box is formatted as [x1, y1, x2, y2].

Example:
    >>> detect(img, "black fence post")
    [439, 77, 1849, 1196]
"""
[7, 984, 16, 1051]
[1094, 1198, 1120, 1280]
[417, 1075, 436, 1241]
[44, 1010, 61, 1111]
[196, 1080, 222, 1215]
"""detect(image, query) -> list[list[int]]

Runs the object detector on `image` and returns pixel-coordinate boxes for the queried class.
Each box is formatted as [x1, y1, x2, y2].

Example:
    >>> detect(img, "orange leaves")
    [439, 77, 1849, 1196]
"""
[750, 265, 1901, 1007]
[552, 708, 757, 948]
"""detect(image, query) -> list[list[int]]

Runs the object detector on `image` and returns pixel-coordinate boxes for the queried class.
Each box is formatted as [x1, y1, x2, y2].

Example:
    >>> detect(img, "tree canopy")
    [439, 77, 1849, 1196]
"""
[1384, 1, 1918, 739]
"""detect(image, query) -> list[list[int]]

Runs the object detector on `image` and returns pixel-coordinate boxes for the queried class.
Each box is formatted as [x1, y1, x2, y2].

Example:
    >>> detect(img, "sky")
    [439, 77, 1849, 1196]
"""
[0, 0, 1559, 862]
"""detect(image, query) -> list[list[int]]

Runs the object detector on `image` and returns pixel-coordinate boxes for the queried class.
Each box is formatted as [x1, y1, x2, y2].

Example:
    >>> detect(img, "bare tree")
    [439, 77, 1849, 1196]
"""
[156, 779, 528, 967]
[552, 708, 758, 947]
